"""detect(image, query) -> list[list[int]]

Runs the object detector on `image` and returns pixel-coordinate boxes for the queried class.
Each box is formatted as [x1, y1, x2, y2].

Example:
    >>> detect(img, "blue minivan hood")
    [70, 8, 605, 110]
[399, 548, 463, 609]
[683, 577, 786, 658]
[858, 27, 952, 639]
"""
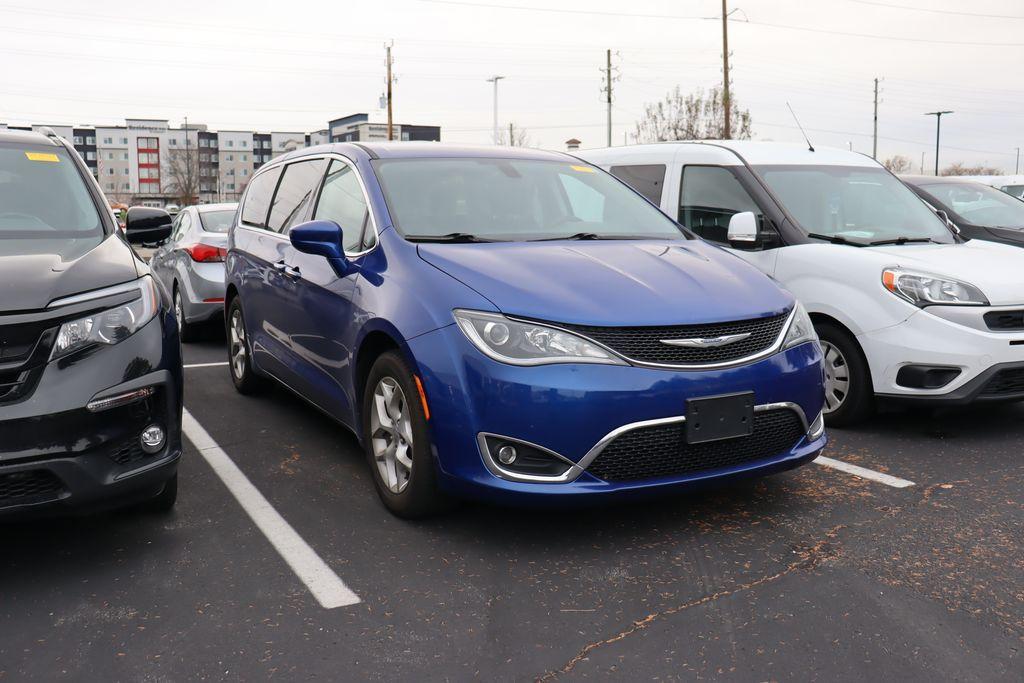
[417, 240, 792, 326]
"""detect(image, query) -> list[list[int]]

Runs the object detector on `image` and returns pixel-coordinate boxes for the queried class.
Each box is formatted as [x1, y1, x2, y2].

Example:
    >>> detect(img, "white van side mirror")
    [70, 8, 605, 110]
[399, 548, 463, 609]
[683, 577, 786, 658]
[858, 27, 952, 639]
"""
[727, 211, 758, 243]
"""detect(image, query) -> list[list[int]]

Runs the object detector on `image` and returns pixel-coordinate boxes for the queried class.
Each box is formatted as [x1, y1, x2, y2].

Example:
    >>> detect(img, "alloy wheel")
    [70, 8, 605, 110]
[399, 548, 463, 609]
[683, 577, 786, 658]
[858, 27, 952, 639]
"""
[821, 340, 851, 413]
[369, 376, 414, 494]
[229, 308, 248, 380]
[174, 291, 185, 330]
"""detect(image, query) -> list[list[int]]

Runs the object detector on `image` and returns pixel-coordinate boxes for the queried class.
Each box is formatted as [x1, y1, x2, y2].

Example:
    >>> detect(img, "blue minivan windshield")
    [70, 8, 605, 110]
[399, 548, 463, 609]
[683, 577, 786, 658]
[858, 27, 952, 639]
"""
[373, 158, 686, 242]
[755, 165, 955, 245]
[0, 143, 103, 256]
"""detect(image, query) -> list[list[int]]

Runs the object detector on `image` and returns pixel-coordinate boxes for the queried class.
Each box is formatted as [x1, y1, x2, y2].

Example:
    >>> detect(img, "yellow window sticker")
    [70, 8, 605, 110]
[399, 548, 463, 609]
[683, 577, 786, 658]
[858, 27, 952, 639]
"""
[570, 165, 595, 173]
[25, 152, 60, 162]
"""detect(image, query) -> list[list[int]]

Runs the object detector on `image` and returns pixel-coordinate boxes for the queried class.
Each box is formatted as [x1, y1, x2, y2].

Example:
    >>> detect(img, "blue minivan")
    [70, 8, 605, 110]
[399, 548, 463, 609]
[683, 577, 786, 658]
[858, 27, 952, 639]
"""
[225, 143, 826, 517]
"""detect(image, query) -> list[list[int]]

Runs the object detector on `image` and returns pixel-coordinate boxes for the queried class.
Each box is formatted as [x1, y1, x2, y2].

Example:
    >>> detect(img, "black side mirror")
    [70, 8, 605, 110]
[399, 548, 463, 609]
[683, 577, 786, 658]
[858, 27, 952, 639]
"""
[125, 207, 173, 245]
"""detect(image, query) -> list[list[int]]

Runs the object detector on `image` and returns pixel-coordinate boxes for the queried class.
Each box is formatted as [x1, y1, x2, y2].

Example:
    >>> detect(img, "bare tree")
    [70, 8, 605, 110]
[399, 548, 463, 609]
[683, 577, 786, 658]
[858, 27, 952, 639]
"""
[498, 122, 531, 147]
[633, 85, 752, 143]
[883, 155, 914, 174]
[941, 162, 1004, 176]
[165, 146, 200, 206]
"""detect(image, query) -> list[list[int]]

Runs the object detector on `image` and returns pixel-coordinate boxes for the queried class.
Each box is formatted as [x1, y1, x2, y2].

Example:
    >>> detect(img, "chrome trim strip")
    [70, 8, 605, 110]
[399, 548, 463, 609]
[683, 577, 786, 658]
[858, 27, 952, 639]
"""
[476, 432, 582, 483]
[507, 307, 798, 371]
[574, 401, 810, 474]
[48, 278, 142, 308]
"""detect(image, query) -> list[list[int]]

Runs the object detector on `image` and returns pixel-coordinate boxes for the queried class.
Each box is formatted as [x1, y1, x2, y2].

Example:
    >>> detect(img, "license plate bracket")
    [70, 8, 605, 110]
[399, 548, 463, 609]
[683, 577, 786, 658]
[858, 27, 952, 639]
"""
[685, 392, 755, 444]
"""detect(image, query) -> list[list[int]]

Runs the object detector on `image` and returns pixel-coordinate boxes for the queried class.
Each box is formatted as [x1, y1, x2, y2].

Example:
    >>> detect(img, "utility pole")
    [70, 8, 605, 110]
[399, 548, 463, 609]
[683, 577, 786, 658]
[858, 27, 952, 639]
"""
[487, 75, 505, 145]
[924, 111, 953, 175]
[509, 122, 514, 146]
[1016, 147, 1020, 174]
[721, 0, 731, 139]
[385, 43, 394, 141]
[872, 78, 879, 159]
[184, 115, 190, 204]
[920, 151, 925, 174]
[606, 49, 613, 146]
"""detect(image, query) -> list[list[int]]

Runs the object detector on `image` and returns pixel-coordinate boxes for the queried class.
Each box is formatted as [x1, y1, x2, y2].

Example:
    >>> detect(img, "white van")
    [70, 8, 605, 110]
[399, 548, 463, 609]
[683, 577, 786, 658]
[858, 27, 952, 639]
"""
[581, 141, 1024, 425]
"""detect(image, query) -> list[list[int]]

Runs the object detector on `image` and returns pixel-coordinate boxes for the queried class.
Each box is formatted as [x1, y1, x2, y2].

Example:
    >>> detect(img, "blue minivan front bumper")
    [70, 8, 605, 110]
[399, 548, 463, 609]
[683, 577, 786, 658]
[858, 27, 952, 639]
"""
[408, 324, 826, 505]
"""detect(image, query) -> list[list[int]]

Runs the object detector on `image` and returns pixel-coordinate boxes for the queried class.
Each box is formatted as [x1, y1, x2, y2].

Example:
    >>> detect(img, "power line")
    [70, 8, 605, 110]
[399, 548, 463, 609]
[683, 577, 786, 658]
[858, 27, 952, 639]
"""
[845, 0, 1024, 19]
[738, 18, 1024, 47]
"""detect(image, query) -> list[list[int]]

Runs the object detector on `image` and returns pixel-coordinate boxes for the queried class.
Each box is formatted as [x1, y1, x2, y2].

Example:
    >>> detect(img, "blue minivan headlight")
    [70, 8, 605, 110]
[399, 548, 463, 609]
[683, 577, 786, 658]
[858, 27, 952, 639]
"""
[782, 302, 819, 350]
[51, 276, 159, 360]
[454, 309, 627, 366]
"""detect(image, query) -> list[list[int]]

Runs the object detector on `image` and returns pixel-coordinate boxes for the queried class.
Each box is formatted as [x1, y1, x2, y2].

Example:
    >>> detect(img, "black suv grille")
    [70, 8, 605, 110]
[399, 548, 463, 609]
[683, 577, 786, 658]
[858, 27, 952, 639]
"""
[0, 316, 58, 405]
[586, 409, 806, 482]
[980, 368, 1024, 397]
[558, 312, 790, 366]
[984, 310, 1024, 331]
[0, 470, 66, 508]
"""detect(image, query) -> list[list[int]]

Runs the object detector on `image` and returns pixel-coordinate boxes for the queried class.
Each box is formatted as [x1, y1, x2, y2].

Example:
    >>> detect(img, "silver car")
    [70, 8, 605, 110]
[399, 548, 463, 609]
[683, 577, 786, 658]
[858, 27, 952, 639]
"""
[149, 203, 236, 341]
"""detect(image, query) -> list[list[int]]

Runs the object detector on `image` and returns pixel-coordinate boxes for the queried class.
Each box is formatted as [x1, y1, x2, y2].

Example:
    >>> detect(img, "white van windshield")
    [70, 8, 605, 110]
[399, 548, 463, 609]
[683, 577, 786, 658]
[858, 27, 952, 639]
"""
[755, 165, 955, 246]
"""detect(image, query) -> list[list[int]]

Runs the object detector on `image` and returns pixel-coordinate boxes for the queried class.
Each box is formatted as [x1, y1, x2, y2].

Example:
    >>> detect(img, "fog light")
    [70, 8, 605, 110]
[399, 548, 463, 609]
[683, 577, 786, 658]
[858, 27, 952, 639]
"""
[496, 444, 517, 465]
[140, 424, 166, 454]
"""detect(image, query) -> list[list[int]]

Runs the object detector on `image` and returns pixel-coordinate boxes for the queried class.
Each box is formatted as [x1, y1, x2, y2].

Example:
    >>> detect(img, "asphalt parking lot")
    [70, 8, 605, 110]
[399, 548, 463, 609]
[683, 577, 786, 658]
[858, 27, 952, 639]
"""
[2, 332, 1022, 681]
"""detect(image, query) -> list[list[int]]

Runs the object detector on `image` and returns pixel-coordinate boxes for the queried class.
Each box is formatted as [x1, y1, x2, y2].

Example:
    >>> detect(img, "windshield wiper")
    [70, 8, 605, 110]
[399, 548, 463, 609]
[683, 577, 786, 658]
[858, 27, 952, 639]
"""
[867, 236, 942, 246]
[532, 232, 603, 241]
[405, 232, 503, 243]
[806, 232, 867, 247]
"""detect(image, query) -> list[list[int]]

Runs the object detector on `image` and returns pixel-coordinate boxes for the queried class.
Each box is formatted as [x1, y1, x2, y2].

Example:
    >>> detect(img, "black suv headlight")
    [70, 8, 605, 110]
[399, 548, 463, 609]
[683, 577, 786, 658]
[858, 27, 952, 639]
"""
[51, 276, 159, 360]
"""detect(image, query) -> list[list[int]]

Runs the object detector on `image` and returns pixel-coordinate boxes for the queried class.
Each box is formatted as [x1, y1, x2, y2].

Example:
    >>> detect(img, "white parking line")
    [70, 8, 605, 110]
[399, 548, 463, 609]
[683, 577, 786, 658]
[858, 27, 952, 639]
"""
[181, 408, 361, 609]
[814, 455, 915, 488]
[184, 362, 229, 369]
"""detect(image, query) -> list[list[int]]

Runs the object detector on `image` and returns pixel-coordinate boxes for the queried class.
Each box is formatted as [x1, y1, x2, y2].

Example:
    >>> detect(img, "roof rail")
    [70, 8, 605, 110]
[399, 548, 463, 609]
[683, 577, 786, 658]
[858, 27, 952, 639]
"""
[36, 126, 63, 144]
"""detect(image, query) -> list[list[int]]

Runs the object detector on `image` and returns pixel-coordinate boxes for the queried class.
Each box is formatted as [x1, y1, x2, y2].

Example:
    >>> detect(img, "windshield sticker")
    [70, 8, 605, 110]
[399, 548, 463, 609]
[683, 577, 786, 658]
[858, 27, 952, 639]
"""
[25, 152, 60, 163]
[570, 165, 596, 173]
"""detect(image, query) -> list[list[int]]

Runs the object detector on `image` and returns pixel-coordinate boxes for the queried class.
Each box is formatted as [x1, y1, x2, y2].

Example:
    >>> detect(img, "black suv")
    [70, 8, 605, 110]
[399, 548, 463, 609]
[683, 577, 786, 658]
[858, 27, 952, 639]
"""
[0, 129, 182, 517]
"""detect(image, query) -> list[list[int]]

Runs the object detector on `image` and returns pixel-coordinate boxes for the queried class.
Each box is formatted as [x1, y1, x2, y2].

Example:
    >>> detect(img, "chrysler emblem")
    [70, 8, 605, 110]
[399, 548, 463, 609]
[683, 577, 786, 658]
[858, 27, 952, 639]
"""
[659, 333, 751, 348]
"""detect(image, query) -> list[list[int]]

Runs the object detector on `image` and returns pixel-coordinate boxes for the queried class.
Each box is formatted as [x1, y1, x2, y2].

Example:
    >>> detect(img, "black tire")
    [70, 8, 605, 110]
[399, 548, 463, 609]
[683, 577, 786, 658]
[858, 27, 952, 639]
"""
[140, 473, 177, 513]
[174, 286, 200, 343]
[361, 351, 448, 518]
[816, 321, 874, 427]
[226, 297, 265, 395]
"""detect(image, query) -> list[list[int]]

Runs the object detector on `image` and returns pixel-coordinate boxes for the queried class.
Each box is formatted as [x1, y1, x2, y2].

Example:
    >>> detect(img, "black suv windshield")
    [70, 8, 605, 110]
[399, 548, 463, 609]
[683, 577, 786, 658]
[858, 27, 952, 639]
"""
[918, 181, 1024, 229]
[373, 158, 687, 242]
[755, 164, 955, 245]
[0, 142, 104, 258]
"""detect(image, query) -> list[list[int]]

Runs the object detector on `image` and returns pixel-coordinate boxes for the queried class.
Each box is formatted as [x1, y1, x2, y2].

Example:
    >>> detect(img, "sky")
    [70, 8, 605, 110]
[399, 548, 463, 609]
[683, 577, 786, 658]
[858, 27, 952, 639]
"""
[1, 0, 1022, 171]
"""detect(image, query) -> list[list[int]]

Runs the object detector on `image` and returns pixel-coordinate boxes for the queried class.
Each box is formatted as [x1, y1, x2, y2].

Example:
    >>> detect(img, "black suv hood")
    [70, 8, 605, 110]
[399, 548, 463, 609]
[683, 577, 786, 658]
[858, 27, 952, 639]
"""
[0, 233, 139, 313]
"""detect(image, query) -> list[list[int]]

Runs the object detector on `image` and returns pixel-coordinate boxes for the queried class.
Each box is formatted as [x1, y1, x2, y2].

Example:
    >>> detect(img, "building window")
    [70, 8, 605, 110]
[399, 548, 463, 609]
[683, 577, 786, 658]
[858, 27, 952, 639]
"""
[225, 154, 233, 162]
[123, 183, 130, 190]
[86, 136, 95, 145]
[124, 168, 130, 175]
[86, 151, 96, 160]
[122, 152, 129, 160]
[170, 138, 177, 146]
[73, 136, 83, 145]
[241, 140, 248, 147]
[120, 137, 129, 145]
[241, 154, 247, 161]
[106, 182, 114, 190]
[227, 140, 234, 147]
[107, 168, 115, 176]
[107, 152, 114, 160]
[241, 169, 248, 177]
[200, 139, 209, 147]
[103, 137, 113, 144]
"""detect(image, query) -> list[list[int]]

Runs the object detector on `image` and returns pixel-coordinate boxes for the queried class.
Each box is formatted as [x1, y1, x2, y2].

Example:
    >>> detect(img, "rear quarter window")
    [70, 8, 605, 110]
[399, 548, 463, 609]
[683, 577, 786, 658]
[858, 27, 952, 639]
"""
[240, 166, 283, 228]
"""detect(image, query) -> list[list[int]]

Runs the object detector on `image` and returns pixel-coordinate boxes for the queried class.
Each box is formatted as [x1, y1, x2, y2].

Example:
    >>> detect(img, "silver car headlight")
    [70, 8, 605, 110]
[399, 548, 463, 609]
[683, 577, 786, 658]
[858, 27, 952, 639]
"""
[882, 268, 987, 307]
[782, 302, 819, 350]
[454, 309, 626, 366]
[51, 276, 159, 360]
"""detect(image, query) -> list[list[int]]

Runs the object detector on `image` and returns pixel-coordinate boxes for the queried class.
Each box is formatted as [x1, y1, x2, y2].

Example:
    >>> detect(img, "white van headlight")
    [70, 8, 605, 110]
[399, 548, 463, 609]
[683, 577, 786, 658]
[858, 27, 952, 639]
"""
[882, 269, 987, 307]
[454, 309, 626, 366]
[51, 277, 160, 360]
[782, 302, 818, 350]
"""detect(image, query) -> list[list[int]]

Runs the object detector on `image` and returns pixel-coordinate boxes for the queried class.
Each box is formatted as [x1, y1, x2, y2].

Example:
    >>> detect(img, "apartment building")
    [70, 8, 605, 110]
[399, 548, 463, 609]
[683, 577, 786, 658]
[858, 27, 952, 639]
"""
[2, 113, 440, 206]
[328, 113, 441, 143]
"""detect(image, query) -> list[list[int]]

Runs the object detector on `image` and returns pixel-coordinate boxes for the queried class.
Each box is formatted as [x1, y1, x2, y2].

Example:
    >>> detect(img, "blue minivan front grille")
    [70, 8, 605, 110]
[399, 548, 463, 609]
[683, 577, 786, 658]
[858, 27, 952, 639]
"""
[558, 311, 790, 366]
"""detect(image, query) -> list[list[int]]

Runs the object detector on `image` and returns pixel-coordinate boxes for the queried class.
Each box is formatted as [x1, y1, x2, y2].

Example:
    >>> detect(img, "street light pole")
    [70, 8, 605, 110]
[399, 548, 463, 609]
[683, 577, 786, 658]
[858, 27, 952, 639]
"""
[1016, 147, 1020, 175]
[487, 75, 505, 145]
[924, 110, 953, 176]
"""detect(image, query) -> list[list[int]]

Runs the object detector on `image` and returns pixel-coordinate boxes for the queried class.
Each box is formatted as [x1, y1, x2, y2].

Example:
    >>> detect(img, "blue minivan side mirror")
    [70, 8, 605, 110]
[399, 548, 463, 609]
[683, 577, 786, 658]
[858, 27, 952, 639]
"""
[290, 220, 350, 275]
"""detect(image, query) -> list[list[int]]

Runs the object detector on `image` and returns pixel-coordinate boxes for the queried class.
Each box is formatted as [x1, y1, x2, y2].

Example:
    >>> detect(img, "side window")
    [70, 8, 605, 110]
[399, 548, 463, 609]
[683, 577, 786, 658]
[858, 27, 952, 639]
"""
[610, 164, 666, 205]
[558, 174, 605, 222]
[174, 211, 192, 241]
[240, 166, 283, 228]
[314, 160, 370, 253]
[268, 158, 329, 233]
[679, 166, 761, 243]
